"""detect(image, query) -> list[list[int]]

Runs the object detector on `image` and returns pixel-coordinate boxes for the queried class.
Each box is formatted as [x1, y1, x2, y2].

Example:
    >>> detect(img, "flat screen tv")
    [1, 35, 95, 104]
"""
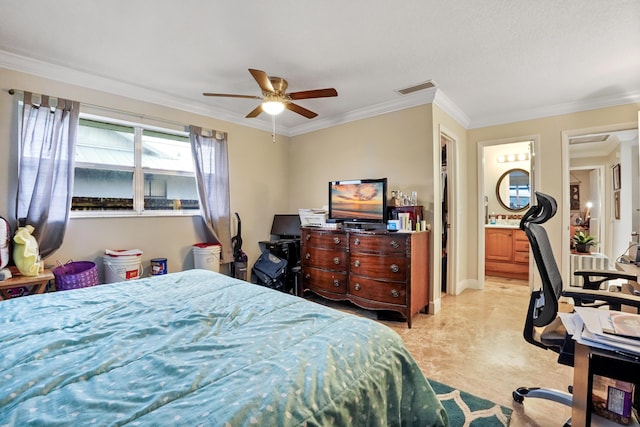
[328, 178, 387, 225]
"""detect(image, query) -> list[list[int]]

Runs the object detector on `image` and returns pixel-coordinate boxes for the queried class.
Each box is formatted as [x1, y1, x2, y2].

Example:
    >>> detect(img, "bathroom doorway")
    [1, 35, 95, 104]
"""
[477, 136, 537, 289]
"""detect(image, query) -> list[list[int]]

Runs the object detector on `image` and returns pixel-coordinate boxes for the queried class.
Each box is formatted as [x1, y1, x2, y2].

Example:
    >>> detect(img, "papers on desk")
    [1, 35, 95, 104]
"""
[561, 307, 640, 358]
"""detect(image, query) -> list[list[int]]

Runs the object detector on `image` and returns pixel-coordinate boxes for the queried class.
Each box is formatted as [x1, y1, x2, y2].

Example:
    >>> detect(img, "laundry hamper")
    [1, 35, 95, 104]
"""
[53, 261, 100, 291]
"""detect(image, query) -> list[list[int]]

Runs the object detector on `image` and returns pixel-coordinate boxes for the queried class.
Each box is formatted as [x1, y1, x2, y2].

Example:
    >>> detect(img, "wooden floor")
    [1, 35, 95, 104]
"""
[309, 276, 574, 426]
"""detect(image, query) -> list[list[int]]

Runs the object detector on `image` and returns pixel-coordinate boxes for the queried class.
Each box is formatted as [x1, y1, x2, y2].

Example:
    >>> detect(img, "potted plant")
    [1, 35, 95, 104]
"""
[573, 231, 597, 253]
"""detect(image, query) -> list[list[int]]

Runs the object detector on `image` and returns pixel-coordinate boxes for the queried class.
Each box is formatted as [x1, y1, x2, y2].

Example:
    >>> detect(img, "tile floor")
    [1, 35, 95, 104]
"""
[309, 276, 574, 426]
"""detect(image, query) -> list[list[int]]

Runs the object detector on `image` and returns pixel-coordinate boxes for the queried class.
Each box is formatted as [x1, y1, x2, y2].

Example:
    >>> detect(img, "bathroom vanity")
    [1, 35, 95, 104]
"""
[485, 225, 529, 280]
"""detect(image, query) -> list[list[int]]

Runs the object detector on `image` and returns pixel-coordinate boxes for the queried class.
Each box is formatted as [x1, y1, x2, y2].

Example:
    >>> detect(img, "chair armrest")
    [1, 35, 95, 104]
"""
[572, 269, 637, 290]
[562, 287, 640, 311]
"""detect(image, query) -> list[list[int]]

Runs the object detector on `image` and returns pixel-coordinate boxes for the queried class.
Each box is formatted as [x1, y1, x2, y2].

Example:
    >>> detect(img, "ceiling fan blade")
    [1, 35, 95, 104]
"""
[285, 102, 318, 119]
[245, 105, 263, 118]
[288, 88, 338, 100]
[203, 93, 262, 99]
[248, 69, 275, 93]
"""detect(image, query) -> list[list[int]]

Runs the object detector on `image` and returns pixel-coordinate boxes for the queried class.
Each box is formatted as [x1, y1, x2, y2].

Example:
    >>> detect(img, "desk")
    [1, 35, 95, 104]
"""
[615, 261, 640, 297]
[257, 239, 300, 295]
[572, 342, 640, 425]
[616, 260, 640, 277]
[0, 269, 54, 300]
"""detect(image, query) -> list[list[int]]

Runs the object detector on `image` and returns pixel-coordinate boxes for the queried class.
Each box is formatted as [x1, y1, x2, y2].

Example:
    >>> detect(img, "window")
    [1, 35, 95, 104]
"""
[72, 118, 199, 215]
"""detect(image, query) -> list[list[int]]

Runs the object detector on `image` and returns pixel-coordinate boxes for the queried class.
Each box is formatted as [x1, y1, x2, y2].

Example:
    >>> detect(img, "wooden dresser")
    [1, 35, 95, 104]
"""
[300, 227, 430, 328]
[485, 227, 529, 280]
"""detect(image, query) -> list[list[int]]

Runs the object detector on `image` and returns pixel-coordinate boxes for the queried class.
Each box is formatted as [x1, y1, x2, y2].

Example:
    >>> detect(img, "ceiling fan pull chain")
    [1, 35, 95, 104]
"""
[272, 114, 276, 143]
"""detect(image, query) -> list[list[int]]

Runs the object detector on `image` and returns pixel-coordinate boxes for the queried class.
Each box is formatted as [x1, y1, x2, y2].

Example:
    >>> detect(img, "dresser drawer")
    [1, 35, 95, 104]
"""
[514, 240, 529, 252]
[349, 233, 407, 254]
[349, 274, 407, 305]
[302, 229, 347, 249]
[301, 267, 347, 294]
[301, 247, 347, 271]
[349, 253, 407, 281]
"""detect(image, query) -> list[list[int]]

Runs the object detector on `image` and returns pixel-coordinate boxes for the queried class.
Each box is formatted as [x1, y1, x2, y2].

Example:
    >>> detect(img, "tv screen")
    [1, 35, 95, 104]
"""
[328, 178, 387, 223]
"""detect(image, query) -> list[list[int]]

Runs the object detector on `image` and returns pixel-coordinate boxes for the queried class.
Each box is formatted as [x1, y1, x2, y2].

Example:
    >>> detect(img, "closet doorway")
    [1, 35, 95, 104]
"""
[439, 127, 460, 295]
[441, 133, 452, 293]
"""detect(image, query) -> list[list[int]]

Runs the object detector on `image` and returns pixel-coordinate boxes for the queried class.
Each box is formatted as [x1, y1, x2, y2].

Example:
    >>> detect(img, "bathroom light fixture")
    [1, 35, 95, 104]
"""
[497, 152, 529, 163]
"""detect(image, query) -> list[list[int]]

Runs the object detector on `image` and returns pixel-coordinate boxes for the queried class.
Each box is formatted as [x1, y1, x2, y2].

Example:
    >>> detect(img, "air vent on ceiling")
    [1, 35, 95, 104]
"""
[396, 80, 437, 95]
[569, 134, 610, 145]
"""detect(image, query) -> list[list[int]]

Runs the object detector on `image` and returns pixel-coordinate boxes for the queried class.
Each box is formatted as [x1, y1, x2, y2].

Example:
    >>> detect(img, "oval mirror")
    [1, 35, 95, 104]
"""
[496, 168, 530, 211]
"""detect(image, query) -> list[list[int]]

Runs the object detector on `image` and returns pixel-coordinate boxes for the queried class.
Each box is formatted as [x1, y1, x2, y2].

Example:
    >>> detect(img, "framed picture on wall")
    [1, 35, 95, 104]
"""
[613, 163, 621, 191]
[614, 190, 621, 220]
[570, 184, 580, 210]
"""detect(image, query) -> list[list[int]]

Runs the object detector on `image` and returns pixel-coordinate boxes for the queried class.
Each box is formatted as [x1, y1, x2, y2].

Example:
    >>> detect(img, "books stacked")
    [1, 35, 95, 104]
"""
[562, 308, 640, 425]
[561, 308, 640, 356]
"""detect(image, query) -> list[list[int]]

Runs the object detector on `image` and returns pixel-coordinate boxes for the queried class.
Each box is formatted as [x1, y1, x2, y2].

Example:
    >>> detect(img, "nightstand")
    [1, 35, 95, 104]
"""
[0, 269, 54, 300]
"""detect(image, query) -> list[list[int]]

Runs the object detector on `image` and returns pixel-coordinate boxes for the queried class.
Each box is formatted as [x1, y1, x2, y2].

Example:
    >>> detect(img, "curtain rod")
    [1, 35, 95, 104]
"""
[7, 88, 196, 132]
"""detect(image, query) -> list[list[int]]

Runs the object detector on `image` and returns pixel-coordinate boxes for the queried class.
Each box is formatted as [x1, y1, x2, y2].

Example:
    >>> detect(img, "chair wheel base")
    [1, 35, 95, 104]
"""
[513, 390, 525, 403]
[512, 386, 572, 406]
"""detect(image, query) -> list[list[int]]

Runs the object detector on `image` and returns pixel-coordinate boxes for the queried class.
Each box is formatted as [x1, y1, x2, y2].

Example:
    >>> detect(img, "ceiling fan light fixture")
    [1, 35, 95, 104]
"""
[262, 100, 285, 115]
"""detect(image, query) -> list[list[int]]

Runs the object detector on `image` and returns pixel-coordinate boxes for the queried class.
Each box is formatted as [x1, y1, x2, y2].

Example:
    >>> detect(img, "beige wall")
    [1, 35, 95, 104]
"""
[289, 104, 434, 213]
[0, 68, 289, 279]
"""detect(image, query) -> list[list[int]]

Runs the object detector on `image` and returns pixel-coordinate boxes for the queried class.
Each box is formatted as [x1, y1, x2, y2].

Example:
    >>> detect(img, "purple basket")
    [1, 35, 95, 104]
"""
[53, 261, 99, 291]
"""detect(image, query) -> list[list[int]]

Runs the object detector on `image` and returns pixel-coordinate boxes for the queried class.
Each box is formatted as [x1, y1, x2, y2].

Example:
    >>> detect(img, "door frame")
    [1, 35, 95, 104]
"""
[561, 122, 637, 284]
[477, 135, 539, 290]
[439, 126, 459, 295]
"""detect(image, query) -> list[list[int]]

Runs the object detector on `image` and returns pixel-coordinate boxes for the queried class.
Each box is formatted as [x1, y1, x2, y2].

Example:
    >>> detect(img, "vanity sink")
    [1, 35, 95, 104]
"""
[486, 224, 519, 229]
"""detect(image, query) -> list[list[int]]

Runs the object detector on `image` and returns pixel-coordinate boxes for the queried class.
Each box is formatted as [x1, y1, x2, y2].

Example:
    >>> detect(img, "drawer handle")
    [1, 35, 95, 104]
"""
[333, 237, 341, 244]
[390, 289, 400, 298]
[390, 240, 399, 248]
[390, 264, 399, 273]
[353, 238, 360, 246]
[305, 234, 310, 241]
[353, 260, 360, 267]
[353, 283, 361, 291]
[304, 273, 310, 280]
[305, 252, 311, 260]
[333, 257, 341, 265]
[333, 279, 341, 287]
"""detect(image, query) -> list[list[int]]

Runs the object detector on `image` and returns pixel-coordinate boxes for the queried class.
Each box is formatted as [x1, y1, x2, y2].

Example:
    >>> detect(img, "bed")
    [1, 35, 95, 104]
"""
[0, 269, 448, 426]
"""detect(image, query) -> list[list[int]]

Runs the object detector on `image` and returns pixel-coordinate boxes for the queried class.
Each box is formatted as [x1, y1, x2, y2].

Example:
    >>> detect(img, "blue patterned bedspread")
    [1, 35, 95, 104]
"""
[0, 269, 447, 426]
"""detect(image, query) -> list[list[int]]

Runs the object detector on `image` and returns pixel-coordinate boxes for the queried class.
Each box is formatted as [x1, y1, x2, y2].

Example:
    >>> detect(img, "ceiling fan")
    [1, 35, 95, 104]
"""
[203, 69, 338, 119]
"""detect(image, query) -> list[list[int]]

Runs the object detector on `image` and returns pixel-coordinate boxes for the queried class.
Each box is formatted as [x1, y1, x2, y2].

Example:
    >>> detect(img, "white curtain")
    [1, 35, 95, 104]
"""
[16, 92, 80, 258]
[189, 126, 233, 264]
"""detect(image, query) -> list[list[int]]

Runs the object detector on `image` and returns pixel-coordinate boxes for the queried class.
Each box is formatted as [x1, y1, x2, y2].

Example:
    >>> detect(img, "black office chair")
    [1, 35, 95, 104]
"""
[512, 192, 639, 426]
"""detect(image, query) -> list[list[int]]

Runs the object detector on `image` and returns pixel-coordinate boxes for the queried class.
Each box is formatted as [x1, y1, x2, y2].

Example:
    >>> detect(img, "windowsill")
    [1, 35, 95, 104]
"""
[70, 210, 200, 219]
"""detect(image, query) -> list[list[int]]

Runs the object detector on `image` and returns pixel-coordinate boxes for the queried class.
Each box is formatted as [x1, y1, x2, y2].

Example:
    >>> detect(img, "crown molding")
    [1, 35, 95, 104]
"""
[0, 49, 276, 134]
[5, 49, 635, 137]
[468, 91, 640, 129]
[432, 90, 471, 129]
[288, 88, 439, 136]
[0, 49, 472, 136]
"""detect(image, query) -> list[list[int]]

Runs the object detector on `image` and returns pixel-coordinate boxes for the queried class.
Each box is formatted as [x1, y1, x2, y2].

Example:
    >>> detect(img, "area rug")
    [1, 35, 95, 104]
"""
[429, 379, 512, 426]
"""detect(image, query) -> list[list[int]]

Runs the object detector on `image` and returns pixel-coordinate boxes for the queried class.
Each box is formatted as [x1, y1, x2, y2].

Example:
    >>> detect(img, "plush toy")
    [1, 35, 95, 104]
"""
[13, 225, 41, 276]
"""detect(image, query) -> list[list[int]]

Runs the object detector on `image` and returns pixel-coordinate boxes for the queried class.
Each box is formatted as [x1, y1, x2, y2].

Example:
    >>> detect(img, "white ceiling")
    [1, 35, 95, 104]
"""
[1, 0, 639, 136]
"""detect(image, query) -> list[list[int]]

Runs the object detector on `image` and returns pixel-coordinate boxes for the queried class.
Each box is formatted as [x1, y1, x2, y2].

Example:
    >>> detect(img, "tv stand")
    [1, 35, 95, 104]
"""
[300, 227, 430, 328]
